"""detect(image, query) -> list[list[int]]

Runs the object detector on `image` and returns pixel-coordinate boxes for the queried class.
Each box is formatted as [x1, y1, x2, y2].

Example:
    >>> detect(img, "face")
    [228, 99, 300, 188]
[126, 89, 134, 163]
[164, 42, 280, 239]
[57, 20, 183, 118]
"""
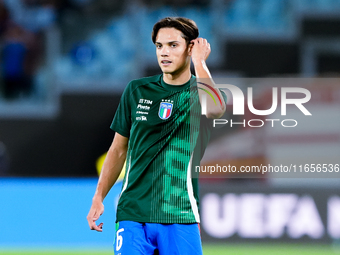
[155, 28, 191, 75]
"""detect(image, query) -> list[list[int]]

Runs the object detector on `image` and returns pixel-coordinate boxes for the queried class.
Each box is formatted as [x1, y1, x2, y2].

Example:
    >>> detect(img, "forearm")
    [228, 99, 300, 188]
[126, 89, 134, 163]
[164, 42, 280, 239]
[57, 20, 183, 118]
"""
[93, 136, 128, 202]
[193, 60, 226, 119]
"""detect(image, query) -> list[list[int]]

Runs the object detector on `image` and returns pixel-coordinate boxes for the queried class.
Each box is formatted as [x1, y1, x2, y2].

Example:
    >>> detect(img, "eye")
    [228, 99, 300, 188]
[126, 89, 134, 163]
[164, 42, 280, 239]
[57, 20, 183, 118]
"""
[171, 44, 177, 48]
[156, 44, 162, 49]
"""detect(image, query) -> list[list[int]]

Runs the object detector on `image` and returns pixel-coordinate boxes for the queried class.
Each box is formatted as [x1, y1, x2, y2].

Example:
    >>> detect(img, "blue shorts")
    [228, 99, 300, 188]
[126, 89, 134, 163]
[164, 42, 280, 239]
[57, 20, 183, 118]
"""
[113, 221, 203, 255]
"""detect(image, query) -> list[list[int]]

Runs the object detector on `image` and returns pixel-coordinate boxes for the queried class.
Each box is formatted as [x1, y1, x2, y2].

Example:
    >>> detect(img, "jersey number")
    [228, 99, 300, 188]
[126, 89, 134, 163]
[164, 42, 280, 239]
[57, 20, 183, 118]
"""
[116, 228, 124, 251]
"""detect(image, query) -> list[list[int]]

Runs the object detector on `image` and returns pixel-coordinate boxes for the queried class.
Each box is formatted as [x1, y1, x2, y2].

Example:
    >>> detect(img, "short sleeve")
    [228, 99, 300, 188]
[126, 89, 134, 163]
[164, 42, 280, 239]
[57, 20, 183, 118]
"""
[110, 82, 132, 137]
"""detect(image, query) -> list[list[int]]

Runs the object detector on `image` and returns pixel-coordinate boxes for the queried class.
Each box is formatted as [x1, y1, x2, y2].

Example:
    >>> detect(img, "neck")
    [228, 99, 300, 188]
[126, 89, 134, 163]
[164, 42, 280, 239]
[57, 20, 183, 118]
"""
[162, 65, 191, 85]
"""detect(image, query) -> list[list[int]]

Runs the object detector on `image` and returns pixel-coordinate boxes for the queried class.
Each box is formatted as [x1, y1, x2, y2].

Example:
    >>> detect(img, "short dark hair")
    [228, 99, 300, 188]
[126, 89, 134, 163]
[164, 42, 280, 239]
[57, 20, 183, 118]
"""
[151, 17, 199, 45]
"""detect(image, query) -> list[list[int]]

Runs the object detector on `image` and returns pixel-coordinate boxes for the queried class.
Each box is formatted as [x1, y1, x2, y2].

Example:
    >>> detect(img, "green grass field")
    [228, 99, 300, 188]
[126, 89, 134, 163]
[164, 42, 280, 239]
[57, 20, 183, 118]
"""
[1, 244, 340, 255]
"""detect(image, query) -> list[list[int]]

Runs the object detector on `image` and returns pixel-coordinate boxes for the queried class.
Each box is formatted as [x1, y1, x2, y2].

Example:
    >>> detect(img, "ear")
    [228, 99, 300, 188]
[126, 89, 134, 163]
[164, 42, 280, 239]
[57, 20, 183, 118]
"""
[187, 42, 194, 56]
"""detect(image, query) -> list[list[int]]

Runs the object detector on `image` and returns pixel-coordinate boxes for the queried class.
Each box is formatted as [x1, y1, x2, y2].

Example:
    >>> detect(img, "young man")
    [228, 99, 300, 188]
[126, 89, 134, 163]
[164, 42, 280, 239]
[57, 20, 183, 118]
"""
[87, 17, 226, 254]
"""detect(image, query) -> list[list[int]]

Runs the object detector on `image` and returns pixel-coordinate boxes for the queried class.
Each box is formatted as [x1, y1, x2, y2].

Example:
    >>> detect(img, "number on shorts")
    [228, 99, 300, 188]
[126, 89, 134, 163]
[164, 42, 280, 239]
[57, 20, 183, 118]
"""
[116, 228, 124, 251]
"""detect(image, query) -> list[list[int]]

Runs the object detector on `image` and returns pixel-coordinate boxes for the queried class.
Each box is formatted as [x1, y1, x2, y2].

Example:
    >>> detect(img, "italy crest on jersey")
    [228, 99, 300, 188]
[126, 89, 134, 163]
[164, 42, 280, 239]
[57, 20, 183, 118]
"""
[158, 102, 173, 120]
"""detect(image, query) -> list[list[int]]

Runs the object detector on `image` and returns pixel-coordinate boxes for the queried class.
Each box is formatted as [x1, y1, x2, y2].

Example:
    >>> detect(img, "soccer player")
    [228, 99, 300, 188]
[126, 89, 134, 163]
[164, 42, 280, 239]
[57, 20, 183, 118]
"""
[87, 17, 226, 254]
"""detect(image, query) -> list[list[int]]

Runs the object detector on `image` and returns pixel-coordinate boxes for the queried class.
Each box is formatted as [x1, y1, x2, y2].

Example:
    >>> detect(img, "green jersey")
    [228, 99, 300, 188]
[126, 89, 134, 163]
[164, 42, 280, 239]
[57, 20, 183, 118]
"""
[111, 74, 223, 224]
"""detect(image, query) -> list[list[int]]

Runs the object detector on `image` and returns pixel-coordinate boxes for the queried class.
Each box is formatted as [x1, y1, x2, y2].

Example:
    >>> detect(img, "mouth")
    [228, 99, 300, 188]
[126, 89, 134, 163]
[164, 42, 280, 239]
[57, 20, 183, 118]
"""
[161, 60, 172, 66]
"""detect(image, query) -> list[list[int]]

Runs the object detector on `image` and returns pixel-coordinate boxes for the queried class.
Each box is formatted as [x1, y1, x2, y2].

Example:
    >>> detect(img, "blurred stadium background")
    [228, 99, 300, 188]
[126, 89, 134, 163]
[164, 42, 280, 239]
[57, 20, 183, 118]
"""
[1, 0, 340, 254]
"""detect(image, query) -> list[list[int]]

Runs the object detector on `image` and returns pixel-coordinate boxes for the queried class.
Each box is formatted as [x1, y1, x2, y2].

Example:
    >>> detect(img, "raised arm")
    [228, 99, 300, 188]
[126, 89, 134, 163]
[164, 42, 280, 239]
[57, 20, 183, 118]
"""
[191, 38, 226, 119]
[86, 133, 128, 232]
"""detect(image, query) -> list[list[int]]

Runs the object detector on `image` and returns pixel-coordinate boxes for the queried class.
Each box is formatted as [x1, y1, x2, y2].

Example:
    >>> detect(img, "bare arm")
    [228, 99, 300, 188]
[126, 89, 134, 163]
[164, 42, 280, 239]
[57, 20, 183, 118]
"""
[191, 38, 226, 119]
[86, 133, 128, 232]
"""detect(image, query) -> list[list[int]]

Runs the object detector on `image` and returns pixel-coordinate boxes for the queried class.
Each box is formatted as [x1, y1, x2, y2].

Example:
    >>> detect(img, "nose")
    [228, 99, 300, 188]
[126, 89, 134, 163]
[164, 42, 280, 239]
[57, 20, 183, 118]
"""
[160, 46, 169, 56]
